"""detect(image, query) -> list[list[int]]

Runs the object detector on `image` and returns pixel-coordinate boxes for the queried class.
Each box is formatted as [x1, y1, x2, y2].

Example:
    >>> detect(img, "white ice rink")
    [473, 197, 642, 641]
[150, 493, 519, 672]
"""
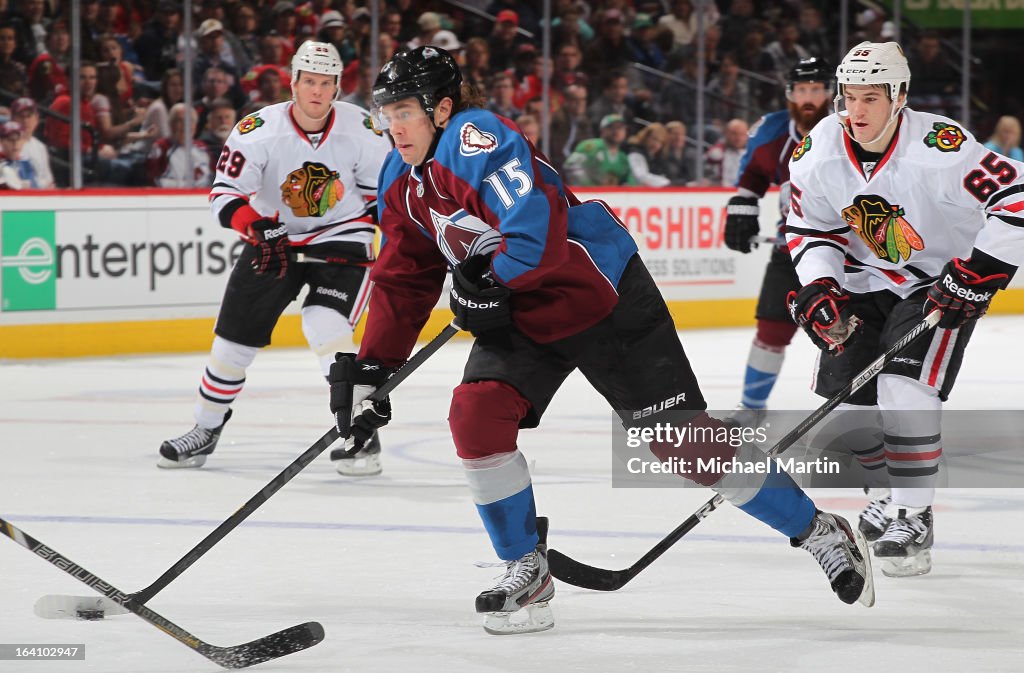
[2, 318, 1023, 673]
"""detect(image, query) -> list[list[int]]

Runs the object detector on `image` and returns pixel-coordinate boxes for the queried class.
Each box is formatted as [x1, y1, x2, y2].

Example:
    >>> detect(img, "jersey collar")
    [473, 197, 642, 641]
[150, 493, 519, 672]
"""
[288, 104, 336, 149]
[842, 112, 903, 182]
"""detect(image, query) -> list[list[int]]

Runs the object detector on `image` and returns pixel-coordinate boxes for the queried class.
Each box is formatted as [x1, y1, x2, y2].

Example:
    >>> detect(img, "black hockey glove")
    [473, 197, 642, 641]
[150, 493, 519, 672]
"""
[925, 255, 1010, 329]
[787, 278, 862, 355]
[724, 195, 760, 253]
[250, 217, 292, 279]
[328, 354, 394, 451]
[450, 255, 511, 337]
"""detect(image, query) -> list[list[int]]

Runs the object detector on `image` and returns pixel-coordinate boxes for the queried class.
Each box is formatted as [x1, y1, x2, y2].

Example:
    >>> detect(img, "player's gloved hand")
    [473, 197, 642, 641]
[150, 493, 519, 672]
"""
[925, 256, 1009, 329]
[724, 195, 760, 253]
[250, 217, 292, 279]
[787, 278, 862, 354]
[450, 255, 511, 337]
[328, 353, 394, 451]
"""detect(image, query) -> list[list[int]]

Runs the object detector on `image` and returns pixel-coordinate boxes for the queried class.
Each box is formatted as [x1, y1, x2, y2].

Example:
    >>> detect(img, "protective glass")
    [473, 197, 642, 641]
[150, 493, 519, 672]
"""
[371, 103, 429, 131]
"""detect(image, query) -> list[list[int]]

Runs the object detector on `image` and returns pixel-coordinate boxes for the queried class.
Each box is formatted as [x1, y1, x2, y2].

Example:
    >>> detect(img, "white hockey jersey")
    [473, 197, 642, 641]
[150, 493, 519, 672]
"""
[209, 100, 392, 248]
[786, 108, 1024, 297]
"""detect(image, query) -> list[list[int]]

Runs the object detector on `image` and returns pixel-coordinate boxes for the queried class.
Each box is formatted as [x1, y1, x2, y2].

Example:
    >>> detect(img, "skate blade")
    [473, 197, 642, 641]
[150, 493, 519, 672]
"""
[880, 550, 932, 578]
[333, 454, 382, 477]
[482, 602, 554, 635]
[34, 595, 130, 620]
[156, 454, 208, 469]
[851, 525, 876, 607]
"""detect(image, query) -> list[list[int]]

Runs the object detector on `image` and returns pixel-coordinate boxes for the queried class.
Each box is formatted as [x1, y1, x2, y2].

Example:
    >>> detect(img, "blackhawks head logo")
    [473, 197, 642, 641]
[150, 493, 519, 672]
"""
[280, 162, 344, 217]
[237, 114, 265, 135]
[923, 122, 965, 152]
[841, 195, 924, 263]
[792, 135, 811, 162]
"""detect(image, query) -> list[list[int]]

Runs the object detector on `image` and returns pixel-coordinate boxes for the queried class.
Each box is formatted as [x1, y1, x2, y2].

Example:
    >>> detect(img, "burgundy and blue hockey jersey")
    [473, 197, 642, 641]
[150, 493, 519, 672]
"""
[737, 109, 802, 198]
[360, 107, 639, 365]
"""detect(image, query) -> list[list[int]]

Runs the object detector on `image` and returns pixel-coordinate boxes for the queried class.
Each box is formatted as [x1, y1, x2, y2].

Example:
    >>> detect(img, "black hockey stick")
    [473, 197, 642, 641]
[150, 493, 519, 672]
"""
[35, 323, 460, 618]
[548, 310, 941, 591]
[1, 517, 323, 669]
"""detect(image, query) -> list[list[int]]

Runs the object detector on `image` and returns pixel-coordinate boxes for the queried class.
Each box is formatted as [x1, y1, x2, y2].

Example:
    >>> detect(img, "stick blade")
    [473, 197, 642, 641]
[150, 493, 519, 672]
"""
[547, 549, 631, 591]
[34, 594, 131, 620]
[204, 621, 325, 669]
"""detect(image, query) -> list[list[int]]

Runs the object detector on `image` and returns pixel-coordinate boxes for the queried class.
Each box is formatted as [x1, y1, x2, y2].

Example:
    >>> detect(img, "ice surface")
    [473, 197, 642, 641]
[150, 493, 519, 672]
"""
[2, 318, 1022, 672]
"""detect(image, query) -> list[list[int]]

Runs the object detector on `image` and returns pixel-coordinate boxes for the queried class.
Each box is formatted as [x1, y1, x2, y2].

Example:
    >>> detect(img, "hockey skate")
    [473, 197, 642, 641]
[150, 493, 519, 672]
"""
[792, 510, 875, 607]
[858, 490, 892, 542]
[330, 430, 382, 477]
[724, 403, 767, 429]
[873, 505, 933, 578]
[157, 409, 231, 469]
[475, 544, 555, 635]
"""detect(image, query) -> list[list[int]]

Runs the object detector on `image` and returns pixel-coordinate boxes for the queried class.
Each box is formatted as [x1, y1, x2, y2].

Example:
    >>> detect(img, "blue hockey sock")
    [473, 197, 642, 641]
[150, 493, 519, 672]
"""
[463, 450, 539, 560]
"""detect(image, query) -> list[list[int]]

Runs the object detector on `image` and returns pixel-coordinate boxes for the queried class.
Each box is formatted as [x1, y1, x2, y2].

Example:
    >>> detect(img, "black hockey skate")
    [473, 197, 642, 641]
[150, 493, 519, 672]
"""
[330, 430, 382, 476]
[792, 510, 875, 607]
[874, 506, 933, 578]
[475, 519, 554, 634]
[157, 409, 231, 469]
[858, 491, 892, 542]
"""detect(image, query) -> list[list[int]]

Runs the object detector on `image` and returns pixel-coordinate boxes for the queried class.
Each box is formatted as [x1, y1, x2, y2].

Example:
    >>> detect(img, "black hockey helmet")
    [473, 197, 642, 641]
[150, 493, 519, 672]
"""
[787, 57, 833, 93]
[372, 46, 462, 116]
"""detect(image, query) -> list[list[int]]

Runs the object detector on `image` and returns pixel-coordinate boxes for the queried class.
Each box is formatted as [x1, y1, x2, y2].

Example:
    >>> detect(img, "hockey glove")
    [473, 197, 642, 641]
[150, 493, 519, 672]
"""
[787, 278, 862, 354]
[250, 217, 292, 279]
[724, 195, 760, 253]
[329, 354, 394, 451]
[450, 255, 511, 337]
[925, 255, 1010, 329]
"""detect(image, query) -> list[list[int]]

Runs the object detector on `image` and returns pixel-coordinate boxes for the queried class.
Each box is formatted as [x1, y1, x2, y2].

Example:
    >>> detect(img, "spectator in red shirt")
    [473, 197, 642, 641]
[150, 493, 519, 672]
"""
[27, 20, 70, 104]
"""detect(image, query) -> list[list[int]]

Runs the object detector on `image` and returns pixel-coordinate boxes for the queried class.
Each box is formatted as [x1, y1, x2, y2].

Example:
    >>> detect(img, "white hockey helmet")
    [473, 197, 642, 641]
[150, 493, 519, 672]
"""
[291, 41, 344, 97]
[836, 41, 911, 101]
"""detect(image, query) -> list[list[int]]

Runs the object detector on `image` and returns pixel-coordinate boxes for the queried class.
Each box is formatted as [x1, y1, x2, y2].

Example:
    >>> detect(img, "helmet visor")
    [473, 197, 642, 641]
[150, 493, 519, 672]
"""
[372, 101, 430, 131]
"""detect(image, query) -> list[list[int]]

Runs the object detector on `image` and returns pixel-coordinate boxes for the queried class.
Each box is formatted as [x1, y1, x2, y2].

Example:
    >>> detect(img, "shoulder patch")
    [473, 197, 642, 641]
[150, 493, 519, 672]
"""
[792, 135, 812, 162]
[748, 115, 766, 138]
[362, 114, 383, 136]
[237, 114, 265, 135]
[459, 122, 498, 156]
[923, 122, 965, 153]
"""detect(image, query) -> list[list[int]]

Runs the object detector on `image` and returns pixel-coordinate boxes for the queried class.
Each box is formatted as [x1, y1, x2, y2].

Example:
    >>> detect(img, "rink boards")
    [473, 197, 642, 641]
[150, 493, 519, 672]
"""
[2, 188, 1023, 358]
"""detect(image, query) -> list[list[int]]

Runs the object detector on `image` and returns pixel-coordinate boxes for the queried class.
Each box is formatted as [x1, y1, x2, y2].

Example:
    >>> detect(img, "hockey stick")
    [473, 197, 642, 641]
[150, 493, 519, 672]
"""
[34, 323, 461, 619]
[548, 310, 941, 591]
[1, 517, 323, 669]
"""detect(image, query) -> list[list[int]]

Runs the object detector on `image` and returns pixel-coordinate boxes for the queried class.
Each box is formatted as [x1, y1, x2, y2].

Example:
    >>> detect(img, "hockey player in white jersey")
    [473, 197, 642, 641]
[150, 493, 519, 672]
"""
[159, 42, 393, 476]
[786, 41, 1024, 576]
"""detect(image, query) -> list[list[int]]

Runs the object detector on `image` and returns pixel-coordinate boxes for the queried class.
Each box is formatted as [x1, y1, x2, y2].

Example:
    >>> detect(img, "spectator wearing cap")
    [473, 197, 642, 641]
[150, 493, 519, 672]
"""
[193, 19, 242, 87]
[563, 113, 635, 186]
[486, 72, 521, 119]
[134, 0, 182, 82]
[269, 1, 298, 66]
[549, 83, 594, 173]
[0, 120, 40, 189]
[27, 19, 70, 104]
[0, 23, 28, 97]
[9, 98, 54, 188]
[855, 8, 895, 43]
[485, 1, 540, 37]
[407, 11, 461, 53]
[627, 13, 666, 82]
[317, 10, 355, 66]
[488, 9, 528, 73]
[145, 102, 211, 187]
[984, 116, 1024, 162]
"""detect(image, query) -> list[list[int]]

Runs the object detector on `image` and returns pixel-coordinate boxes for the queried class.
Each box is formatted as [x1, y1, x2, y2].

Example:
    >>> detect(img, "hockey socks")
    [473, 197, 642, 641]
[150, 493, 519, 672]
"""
[194, 337, 258, 429]
[739, 332, 788, 410]
[463, 450, 539, 560]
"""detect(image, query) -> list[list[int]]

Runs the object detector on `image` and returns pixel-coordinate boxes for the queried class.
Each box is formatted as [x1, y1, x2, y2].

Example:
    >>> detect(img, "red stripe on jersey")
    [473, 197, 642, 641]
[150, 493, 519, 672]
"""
[879, 267, 907, 285]
[787, 235, 804, 252]
[209, 192, 249, 201]
[885, 448, 943, 462]
[993, 200, 1024, 213]
[287, 104, 336, 147]
[927, 329, 953, 386]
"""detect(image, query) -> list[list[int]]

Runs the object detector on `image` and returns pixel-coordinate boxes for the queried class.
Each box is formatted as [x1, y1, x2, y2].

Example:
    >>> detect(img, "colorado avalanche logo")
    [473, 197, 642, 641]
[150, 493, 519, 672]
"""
[459, 122, 498, 157]
[841, 195, 924, 263]
[923, 122, 965, 152]
[430, 208, 502, 265]
[280, 161, 344, 217]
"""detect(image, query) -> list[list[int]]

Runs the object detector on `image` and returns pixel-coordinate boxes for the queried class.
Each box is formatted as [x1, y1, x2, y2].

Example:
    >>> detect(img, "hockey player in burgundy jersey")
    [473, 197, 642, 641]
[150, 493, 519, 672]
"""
[722, 57, 832, 424]
[158, 42, 392, 476]
[328, 46, 875, 634]
[786, 42, 1024, 577]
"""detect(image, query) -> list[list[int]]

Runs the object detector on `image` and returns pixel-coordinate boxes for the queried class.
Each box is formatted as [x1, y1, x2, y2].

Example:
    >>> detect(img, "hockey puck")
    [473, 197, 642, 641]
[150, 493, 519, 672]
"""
[76, 609, 105, 621]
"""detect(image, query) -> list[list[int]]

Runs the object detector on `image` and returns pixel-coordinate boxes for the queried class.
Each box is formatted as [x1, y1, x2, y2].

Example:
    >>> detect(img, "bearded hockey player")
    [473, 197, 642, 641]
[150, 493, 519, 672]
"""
[159, 42, 392, 477]
[327, 46, 876, 635]
[786, 42, 1024, 576]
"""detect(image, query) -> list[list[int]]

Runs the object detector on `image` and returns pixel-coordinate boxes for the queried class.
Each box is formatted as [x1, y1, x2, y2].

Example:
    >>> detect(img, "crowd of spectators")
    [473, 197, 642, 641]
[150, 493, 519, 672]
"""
[0, 0, 1021, 190]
